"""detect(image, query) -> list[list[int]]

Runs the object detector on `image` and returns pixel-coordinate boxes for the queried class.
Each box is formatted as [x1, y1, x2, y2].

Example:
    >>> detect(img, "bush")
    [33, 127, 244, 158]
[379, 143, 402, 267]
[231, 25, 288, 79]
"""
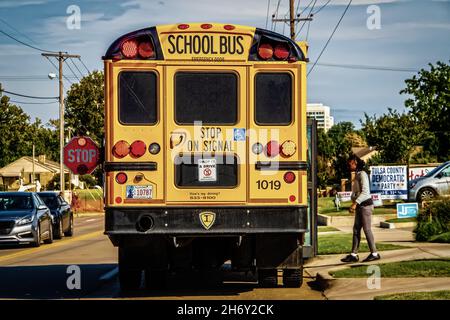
[414, 199, 450, 241]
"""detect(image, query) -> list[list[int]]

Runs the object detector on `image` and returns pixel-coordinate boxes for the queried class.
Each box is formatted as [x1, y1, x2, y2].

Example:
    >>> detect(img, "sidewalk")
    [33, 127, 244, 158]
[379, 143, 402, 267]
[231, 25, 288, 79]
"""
[306, 226, 450, 300]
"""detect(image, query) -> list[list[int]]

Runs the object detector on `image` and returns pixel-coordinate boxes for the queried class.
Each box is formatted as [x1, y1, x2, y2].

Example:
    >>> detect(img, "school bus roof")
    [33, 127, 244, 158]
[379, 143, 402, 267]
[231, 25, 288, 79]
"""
[103, 23, 306, 63]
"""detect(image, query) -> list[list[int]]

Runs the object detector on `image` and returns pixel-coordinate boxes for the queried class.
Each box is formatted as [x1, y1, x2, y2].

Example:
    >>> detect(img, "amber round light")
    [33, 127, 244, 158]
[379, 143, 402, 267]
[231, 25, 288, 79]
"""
[121, 40, 138, 58]
[112, 140, 130, 158]
[281, 140, 296, 157]
[258, 43, 274, 60]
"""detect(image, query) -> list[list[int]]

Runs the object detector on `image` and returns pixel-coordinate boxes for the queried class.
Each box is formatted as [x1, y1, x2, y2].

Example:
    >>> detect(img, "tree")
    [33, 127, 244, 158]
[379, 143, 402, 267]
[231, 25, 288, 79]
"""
[65, 71, 104, 145]
[327, 122, 355, 182]
[401, 61, 450, 160]
[361, 108, 428, 164]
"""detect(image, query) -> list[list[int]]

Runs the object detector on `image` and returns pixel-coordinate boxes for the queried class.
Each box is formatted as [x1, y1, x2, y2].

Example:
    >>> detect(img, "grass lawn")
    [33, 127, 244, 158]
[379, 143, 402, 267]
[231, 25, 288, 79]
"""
[75, 188, 103, 201]
[318, 233, 406, 255]
[385, 217, 417, 223]
[429, 231, 450, 243]
[318, 226, 340, 233]
[318, 197, 396, 216]
[374, 290, 450, 300]
[331, 259, 450, 278]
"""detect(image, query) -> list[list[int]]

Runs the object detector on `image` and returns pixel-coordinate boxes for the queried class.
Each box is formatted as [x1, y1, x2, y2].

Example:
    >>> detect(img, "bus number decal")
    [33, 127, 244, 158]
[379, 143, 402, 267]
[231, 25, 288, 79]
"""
[256, 180, 281, 190]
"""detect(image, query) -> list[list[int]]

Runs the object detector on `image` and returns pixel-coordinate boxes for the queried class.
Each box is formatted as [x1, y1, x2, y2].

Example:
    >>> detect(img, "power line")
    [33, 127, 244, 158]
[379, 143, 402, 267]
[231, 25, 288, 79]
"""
[78, 58, 91, 74]
[272, 0, 282, 31]
[0, 18, 37, 45]
[265, 0, 271, 29]
[44, 55, 73, 85]
[296, 0, 317, 39]
[69, 57, 85, 78]
[0, 29, 57, 54]
[9, 99, 57, 105]
[0, 89, 58, 100]
[315, 62, 420, 73]
[64, 60, 81, 82]
[308, 0, 353, 76]
[313, 0, 332, 15]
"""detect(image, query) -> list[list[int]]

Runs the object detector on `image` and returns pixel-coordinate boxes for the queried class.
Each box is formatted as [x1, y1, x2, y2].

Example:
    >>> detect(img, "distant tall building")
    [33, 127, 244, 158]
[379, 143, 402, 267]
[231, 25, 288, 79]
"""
[306, 103, 334, 132]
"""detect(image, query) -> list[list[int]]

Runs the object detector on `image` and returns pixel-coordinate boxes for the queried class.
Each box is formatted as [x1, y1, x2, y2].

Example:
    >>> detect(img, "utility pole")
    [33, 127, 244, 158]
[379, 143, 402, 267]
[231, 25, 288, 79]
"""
[272, 0, 313, 40]
[41, 52, 80, 197]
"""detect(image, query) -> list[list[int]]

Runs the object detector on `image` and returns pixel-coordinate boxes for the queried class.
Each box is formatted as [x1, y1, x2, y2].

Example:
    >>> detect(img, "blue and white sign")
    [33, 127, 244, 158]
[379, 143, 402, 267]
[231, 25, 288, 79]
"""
[233, 128, 246, 141]
[396, 203, 419, 218]
[370, 165, 408, 200]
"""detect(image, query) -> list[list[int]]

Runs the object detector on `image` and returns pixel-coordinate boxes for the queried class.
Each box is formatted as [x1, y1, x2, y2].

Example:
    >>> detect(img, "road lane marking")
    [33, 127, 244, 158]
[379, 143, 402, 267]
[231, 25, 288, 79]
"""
[0, 230, 104, 263]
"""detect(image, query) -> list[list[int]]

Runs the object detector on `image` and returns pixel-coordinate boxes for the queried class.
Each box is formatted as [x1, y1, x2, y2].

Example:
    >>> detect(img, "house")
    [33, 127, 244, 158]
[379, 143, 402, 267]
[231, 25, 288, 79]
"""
[0, 155, 78, 191]
[351, 146, 378, 163]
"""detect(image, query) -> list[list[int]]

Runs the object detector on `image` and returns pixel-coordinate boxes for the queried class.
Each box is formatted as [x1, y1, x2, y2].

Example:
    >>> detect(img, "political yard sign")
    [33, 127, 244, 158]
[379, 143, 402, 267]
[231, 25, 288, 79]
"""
[370, 165, 408, 200]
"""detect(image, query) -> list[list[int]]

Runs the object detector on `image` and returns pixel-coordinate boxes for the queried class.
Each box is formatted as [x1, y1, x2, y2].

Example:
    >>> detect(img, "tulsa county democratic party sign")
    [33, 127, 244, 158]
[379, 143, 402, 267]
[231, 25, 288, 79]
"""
[370, 165, 408, 200]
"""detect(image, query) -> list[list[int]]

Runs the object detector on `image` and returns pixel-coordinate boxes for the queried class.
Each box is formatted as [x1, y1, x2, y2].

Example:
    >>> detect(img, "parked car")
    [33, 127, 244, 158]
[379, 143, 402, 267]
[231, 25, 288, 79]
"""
[0, 192, 54, 246]
[409, 161, 450, 202]
[37, 192, 73, 239]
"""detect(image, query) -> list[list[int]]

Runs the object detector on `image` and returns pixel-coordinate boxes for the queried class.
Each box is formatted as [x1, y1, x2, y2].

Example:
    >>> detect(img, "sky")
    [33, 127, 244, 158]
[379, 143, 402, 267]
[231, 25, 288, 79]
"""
[0, 0, 449, 128]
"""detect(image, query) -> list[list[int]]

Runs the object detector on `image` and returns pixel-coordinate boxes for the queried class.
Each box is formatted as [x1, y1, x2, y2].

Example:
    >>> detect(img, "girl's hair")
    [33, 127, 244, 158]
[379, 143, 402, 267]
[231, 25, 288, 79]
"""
[348, 154, 366, 172]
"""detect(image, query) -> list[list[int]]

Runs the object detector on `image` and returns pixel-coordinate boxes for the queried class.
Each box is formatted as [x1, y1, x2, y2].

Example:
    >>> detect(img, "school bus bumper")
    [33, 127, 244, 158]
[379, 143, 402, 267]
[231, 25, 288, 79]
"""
[104, 206, 308, 236]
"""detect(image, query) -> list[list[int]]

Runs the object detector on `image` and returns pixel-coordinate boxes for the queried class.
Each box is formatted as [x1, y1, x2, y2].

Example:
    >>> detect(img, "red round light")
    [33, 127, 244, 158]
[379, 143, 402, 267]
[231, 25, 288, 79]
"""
[138, 42, 154, 58]
[274, 44, 290, 60]
[178, 24, 190, 30]
[284, 171, 296, 184]
[289, 195, 296, 202]
[265, 140, 280, 157]
[115, 196, 122, 204]
[115, 172, 127, 184]
[224, 24, 235, 30]
[112, 140, 130, 158]
[258, 43, 273, 60]
[130, 140, 147, 158]
[201, 23, 213, 29]
[121, 40, 138, 58]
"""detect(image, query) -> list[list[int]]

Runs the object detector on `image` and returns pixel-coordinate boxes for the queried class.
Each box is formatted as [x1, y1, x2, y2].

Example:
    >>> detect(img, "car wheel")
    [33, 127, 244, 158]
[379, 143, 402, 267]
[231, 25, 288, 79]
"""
[64, 215, 74, 237]
[32, 223, 41, 247]
[54, 220, 63, 239]
[283, 268, 303, 288]
[44, 222, 53, 244]
[417, 188, 436, 202]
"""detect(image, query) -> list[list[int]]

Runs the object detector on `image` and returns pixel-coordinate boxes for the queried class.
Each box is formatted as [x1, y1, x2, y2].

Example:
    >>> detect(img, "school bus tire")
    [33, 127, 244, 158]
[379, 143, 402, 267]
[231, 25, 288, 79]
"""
[118, 246, 143, 291]
[282, 268, 303, 288]
[258, 269, 278, 288]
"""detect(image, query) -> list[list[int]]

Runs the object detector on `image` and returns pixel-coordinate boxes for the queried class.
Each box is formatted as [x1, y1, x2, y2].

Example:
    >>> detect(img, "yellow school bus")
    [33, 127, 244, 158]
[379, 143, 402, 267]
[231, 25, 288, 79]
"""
[102, 22, 309, 290]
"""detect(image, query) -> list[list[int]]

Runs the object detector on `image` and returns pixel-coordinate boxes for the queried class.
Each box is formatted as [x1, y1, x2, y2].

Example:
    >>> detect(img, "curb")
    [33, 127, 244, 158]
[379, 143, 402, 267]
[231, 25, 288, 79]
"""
[380, 221, 417, 229]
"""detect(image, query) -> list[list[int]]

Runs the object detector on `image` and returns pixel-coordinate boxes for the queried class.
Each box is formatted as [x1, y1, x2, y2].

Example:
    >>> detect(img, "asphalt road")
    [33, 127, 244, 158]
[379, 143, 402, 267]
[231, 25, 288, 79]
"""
[0, 214, 324, 300]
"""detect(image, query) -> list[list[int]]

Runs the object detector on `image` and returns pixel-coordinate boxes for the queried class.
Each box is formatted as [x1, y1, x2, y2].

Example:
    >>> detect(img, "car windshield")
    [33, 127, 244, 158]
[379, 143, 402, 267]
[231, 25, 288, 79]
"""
[0, 195, 34, 211]
[424, 163, 449, 178]
[38, 195, 59, 209]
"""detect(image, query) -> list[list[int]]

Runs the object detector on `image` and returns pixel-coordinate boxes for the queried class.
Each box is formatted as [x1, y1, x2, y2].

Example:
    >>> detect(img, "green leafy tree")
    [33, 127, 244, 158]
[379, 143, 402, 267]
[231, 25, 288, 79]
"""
[401, 61, 450, 160]
[65, 71, 104, 145]
[361, 108, 428, 164]
[327, 122, 355, 182]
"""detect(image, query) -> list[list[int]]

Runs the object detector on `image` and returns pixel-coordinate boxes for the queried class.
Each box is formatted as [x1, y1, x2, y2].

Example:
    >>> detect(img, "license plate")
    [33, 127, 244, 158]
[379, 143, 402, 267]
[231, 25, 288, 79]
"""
[126, 185, 153, 199]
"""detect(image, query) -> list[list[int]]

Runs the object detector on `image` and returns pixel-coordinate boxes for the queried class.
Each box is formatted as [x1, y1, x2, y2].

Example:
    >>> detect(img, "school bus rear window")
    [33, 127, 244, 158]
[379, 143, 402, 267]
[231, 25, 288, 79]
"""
[175, 72, 238, 124]
[255, 73, 292, 125]
[119, 71, 157, 125]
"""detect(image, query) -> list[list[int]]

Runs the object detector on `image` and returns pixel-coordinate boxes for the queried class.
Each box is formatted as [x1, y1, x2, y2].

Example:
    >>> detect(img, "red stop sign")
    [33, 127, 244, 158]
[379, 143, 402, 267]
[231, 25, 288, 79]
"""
[63, 136, 100, 175]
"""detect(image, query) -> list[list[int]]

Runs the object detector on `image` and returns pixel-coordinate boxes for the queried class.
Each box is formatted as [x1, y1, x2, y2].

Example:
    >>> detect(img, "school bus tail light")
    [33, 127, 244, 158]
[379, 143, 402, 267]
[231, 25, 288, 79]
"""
[115, 172, 128, 184]
[138, 42, 155, 58]
[258, 43, 274, 60]
[121, 40, 138, 58]
[130, 140, 147, 158]
[280, 140, 296, 157]
[274, 44, 290, 60]
[265, 140, 280, 157]
[113, 140, 130, 158]
[149, 142, 161, 155]
[284, 172, 296, 184]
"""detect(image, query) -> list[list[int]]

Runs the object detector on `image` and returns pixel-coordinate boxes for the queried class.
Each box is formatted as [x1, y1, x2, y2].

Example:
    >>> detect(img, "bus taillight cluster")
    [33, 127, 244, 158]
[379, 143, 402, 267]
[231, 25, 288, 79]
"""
[121, 39, 155, 59]
[257, 42, 291, 61]
[112, 140, 160, 159]
[254, 140, 297, 158]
